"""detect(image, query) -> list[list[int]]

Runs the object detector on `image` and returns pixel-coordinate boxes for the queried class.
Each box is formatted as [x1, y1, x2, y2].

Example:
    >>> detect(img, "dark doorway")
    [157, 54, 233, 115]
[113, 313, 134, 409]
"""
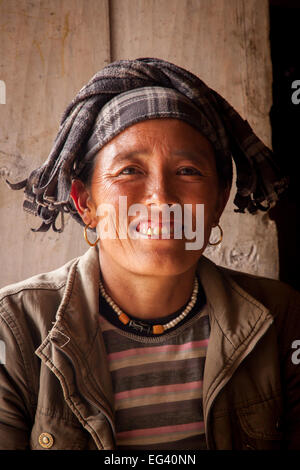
[268, 0, 300, 291]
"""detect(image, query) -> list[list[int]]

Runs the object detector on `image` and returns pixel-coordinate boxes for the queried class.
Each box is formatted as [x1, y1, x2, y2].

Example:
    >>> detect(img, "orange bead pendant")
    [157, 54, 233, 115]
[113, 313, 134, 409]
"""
[152, 324, 164, 335]
[119, 313, 130, 325]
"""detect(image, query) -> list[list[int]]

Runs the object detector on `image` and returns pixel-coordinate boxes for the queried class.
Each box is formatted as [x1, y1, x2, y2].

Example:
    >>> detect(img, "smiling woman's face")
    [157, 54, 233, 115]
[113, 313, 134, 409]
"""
[73, 118, 230, 277]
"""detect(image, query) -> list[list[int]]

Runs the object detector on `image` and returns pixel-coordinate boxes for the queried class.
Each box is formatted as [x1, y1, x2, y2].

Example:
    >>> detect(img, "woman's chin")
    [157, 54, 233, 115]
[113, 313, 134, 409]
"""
[128, 245, 202, 276]
[99, 238, 204, 276]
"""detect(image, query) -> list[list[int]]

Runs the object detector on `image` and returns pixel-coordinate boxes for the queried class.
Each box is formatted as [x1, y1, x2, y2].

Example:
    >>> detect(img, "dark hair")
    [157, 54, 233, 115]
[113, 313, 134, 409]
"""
[75, 158, 96, 188]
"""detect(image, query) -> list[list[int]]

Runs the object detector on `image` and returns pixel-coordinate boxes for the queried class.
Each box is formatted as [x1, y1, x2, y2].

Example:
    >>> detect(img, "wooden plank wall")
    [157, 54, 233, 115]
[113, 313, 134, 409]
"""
[0, 0, 278, 288]
[0, 0, 110, 286]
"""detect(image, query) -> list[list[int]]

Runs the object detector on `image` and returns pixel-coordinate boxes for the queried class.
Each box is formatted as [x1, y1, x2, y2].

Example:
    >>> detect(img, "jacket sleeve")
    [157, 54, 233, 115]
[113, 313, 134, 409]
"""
[277, 286, 300, 449]
[0, 314, 33, 449]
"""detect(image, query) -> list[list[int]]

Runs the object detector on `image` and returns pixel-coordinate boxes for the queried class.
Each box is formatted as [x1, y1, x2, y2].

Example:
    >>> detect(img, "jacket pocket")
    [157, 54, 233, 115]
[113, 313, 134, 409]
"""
[236, 397, 283, 450]
[30, 411, 98, 450]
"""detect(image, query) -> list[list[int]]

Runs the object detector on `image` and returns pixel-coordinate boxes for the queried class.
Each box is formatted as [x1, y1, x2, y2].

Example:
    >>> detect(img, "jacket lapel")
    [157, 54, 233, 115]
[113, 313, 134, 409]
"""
[197, 256, 274, 429]
[35, 246, 116, 449]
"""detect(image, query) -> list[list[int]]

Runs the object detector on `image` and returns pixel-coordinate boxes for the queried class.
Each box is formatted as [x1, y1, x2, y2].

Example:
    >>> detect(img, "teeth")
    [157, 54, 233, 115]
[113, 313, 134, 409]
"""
[137, 223, 176, 237]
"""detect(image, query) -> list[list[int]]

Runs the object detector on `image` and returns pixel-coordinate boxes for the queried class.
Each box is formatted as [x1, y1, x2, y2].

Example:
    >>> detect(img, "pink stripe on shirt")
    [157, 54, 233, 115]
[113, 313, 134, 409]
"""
[115, 380, 203, 400]
[117, 421, 205, 439]
[108, 339, 209, 361]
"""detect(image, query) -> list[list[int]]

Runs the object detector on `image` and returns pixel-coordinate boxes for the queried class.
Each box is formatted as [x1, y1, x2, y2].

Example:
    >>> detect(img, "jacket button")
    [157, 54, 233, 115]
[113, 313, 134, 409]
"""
[245, 443, 255, 450]
[276, 418, 283, 431]
[38, 432, 54, 449]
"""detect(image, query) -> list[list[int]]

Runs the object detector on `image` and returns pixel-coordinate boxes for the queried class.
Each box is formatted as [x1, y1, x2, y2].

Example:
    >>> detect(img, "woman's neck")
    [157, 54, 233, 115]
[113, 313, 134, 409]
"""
[98, 251, 199, 321]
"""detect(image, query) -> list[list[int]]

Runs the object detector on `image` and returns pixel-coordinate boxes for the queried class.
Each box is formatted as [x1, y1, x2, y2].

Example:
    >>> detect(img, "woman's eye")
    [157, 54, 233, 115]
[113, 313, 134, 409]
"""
[117, 166, 202, 176]
[119, 167, 142, 175]
[177, 167, 202, 175]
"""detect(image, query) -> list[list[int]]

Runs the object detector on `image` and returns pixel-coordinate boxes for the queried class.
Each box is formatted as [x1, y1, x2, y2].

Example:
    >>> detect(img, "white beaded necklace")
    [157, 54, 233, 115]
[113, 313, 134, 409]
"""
[99, 277, 199, 335]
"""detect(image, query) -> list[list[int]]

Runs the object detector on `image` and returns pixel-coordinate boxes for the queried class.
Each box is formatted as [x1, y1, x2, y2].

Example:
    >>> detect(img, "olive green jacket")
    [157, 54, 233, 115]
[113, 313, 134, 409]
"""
[0, 246, 300, 450]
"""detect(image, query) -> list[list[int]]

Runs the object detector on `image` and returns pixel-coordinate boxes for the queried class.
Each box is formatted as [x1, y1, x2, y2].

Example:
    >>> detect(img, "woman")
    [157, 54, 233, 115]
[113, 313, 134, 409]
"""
[1, 58, 300, 450]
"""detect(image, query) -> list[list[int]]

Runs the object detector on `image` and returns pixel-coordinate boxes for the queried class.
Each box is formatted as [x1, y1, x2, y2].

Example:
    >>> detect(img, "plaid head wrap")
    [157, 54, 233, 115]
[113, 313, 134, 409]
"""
[77, 86, 233, 187]
[7, 57, 288, 233]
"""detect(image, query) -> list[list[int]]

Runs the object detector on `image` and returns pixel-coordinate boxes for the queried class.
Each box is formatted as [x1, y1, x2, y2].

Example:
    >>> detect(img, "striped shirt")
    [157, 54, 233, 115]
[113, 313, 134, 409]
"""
[99, 282, 210, 450]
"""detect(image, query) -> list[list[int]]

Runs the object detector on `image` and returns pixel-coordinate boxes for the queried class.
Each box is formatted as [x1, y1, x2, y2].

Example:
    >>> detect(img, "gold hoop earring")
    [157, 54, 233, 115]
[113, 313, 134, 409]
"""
[208, 224, 223, 246]
[84, 224, 100, 247]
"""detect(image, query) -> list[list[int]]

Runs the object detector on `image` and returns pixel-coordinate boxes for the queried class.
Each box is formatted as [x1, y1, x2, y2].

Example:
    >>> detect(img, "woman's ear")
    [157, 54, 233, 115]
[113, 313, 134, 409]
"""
[70, 179, 97, 228]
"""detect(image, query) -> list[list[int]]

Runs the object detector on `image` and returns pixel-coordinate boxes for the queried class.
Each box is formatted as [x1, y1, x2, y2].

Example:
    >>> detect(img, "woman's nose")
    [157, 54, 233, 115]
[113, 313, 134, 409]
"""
[144, 177, 178, 207]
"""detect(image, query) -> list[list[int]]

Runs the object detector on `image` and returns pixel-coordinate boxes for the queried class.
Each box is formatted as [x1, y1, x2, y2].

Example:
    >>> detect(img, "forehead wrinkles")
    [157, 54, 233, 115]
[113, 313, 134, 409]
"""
[98, 126, 176, 166]
[95, 119, 218, 173]
[139, 130, 171, 155]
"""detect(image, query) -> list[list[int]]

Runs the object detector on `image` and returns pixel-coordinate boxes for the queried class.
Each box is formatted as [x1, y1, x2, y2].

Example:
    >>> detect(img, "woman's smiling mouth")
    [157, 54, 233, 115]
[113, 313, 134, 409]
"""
[135, 219, 183, 239]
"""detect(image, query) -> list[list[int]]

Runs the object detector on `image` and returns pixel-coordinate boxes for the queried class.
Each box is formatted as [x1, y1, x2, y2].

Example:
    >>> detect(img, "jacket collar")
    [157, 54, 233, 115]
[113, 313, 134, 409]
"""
[196, 255, 274, 423]
[35, 246, 116, 449]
